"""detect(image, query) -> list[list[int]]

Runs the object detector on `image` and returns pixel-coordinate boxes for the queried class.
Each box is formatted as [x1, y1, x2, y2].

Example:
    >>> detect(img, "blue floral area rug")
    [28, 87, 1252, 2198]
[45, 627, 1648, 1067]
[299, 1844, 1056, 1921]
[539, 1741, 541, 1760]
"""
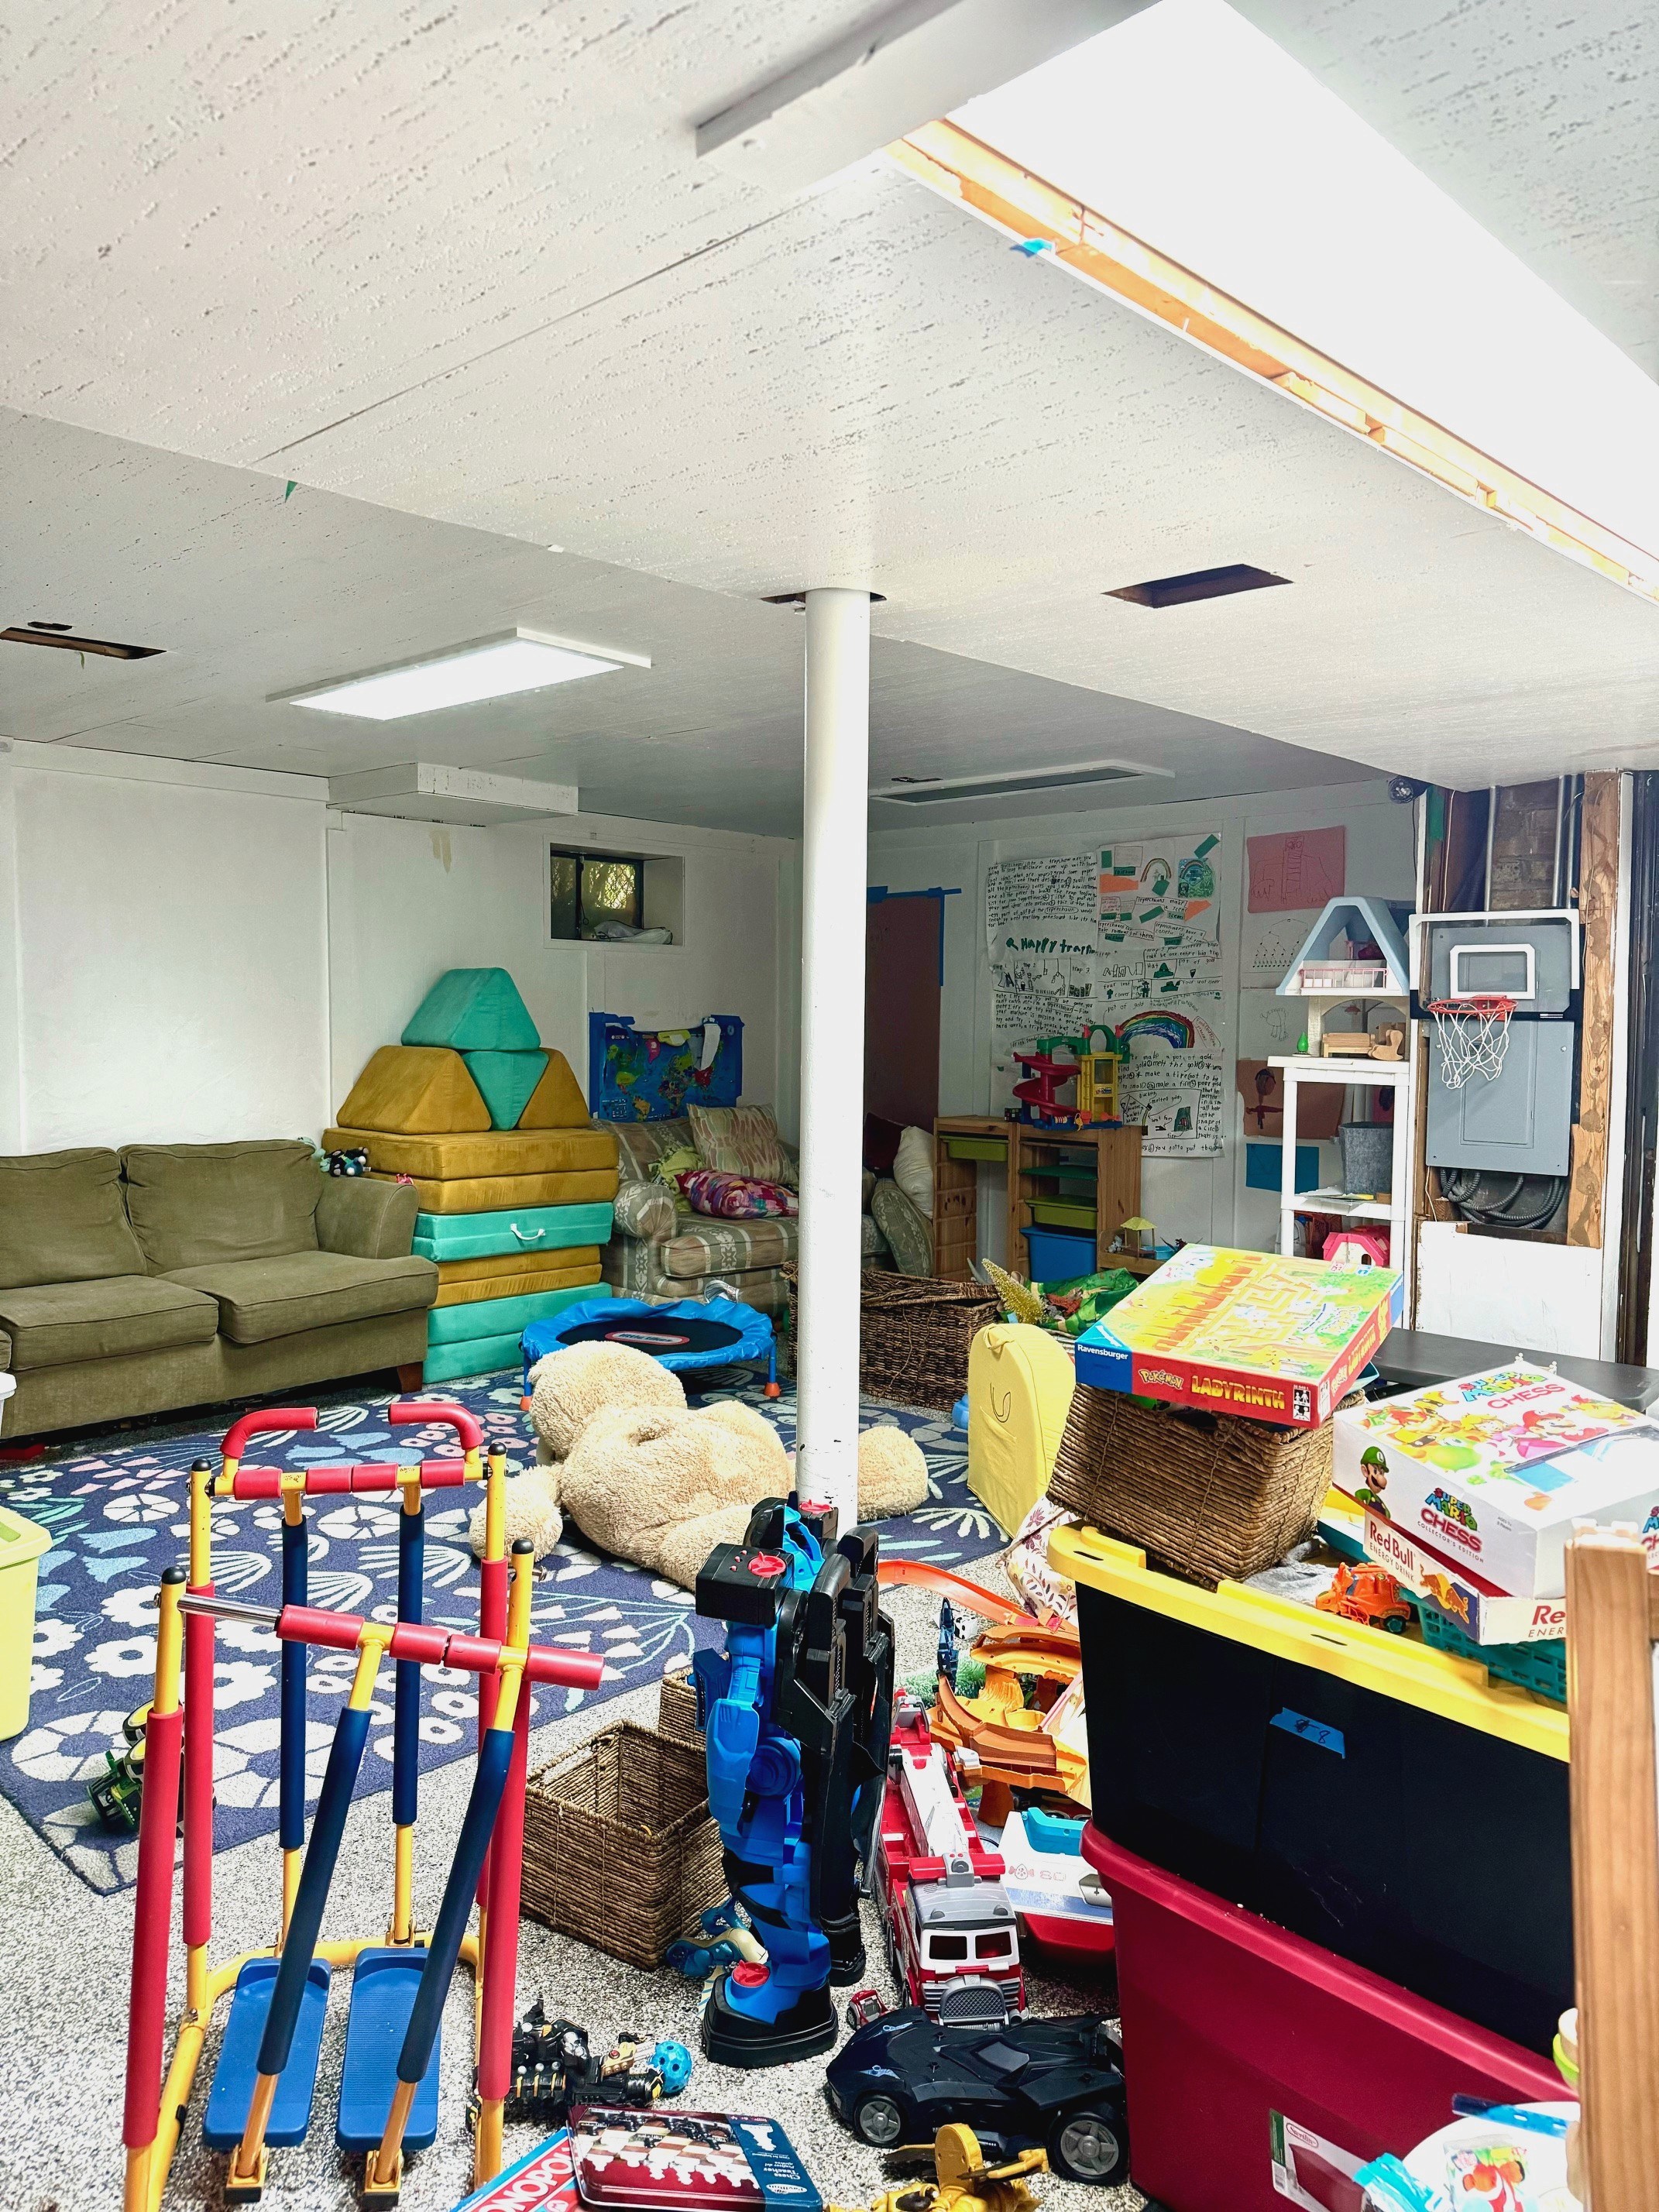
[2, 1372, 1001, 1893]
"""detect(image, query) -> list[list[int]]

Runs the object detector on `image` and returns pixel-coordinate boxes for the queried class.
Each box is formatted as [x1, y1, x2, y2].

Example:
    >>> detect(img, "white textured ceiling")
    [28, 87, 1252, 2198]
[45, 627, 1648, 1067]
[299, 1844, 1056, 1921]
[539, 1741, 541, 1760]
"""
[1235, 0, 1659, 382]
[1, 409, 1364, 836]
[3, 1, 1658, 794]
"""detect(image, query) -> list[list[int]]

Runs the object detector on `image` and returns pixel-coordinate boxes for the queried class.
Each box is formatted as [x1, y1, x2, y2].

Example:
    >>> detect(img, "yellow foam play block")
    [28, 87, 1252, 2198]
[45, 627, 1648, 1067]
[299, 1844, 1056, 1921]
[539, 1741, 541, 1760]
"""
[967, 1323, 1077, 1534]
[325, 1125, 618, 1180]
[516, 1051, 592, 1129]
[375, 1167, 619, 1214]
[335, 1046, 490, 1135]
[434, 1253, 602, 1307]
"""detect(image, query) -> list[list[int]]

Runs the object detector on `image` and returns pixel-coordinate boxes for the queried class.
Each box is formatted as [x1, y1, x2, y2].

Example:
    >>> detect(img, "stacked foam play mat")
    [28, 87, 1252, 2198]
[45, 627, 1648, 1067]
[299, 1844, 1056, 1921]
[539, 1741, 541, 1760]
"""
[326, 968, 617, 1382]
[1044, 1245, 1589, 2209]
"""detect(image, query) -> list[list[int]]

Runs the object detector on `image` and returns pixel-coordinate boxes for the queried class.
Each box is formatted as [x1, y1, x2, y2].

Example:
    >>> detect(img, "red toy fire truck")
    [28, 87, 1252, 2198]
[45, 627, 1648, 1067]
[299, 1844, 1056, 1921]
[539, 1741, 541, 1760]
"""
[872, 1692, 1025, 2024]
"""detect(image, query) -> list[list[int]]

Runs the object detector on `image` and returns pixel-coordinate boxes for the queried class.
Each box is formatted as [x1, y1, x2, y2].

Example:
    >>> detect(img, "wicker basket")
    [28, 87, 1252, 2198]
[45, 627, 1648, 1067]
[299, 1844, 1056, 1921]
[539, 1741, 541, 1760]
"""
[782, 1263, 998, 1412]
[657, 1663, 703, 1749]
[520, 1720, 726, 1969]
[1047, 1380, 1334, 1586]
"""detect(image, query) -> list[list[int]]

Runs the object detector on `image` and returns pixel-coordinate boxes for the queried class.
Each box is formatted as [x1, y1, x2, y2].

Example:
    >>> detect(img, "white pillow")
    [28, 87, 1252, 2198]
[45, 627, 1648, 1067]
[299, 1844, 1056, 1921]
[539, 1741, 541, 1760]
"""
[893, 1125, 934, 1219]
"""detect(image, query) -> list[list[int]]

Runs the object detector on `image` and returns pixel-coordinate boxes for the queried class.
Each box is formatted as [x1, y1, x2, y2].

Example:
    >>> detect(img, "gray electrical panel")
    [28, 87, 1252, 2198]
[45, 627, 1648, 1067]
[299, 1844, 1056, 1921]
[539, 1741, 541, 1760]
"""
[1425, 1018, 1575, 1175]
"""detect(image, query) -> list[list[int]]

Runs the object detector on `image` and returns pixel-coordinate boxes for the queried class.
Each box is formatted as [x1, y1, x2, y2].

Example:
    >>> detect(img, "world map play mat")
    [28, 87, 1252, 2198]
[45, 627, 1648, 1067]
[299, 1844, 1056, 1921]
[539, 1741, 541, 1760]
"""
[2, 1375, 998, 1893]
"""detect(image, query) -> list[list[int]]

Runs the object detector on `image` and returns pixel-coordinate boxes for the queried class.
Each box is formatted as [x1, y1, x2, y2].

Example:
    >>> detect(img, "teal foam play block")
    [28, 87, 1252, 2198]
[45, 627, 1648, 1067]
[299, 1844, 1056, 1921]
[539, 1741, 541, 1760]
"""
[462, 1047, 549, 1130]
[426, 1282, 611, 1346]
[401, 967, 540, 1053]
[421, 1331, 524, 1384]
[412, 1201, 613, 1261]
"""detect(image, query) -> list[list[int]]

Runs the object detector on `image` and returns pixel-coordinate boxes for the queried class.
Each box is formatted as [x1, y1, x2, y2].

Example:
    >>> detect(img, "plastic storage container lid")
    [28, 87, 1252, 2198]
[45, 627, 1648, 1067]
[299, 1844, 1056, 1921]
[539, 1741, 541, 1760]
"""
[1051, 1523, 1567, 1763]
[0, 1505, 50, 1566]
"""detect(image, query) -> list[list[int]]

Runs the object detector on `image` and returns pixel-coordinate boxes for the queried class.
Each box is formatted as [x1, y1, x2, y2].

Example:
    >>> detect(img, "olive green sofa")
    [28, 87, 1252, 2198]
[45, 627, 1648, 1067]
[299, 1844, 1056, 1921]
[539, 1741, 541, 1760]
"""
[0, 1142, 438, 1440]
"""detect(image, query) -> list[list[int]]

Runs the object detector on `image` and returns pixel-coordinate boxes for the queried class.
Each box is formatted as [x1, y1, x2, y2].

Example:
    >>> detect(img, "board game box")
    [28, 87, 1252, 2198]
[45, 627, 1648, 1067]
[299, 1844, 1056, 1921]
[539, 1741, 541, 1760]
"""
[1334, 1364, 1659, 1595]
[566, 2107, 823, 2210]
[450, 2130, 579, 2212]
[1072, 1244, 1402, 1427]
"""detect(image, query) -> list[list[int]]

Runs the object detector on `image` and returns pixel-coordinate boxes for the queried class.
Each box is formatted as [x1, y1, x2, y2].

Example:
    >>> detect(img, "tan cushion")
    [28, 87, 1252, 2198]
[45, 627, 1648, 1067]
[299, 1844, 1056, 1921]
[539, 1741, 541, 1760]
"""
[167, 1251, 437, 1345]
[515, 1052, 592, 1129]
[659, 1218, 797, 1276]
[324, 1125, 617, 1180]
[0, 1274, 219, 1370]
[0, 1149, 146, 1290]
[434, 1248, 603, 1290]
[335, 1045, 490, 1134]
[122, 1141, 321, 1273]
[376, 1168, 619, 1214]
[687, 1104, 788, 1183]
[434, 1255, 602, 1307]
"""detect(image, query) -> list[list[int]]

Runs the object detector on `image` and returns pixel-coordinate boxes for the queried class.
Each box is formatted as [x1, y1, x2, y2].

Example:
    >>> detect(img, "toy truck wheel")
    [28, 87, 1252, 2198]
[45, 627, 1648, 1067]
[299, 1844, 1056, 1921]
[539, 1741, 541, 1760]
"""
[851, 2092, 906, 2148]
[1050, 2107, 1128, 2184]
[1383, 1614, 1407, 1633]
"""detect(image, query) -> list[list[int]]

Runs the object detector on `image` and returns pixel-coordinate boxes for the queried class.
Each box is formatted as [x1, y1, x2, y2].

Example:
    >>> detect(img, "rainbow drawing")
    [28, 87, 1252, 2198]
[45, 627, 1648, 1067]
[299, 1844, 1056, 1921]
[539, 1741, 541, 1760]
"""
[1115, 1010, 1197, 1051]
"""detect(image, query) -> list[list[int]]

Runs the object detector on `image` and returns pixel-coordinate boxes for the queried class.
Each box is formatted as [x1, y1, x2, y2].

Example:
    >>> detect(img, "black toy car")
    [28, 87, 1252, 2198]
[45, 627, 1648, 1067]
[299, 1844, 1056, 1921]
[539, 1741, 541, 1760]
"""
[824, 2005, 1128, 2186]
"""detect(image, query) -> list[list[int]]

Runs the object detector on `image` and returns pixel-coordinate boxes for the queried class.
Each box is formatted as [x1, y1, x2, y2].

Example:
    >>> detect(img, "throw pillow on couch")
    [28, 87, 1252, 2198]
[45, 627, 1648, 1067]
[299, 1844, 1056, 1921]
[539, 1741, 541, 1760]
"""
[678, 1168, 797, 1220]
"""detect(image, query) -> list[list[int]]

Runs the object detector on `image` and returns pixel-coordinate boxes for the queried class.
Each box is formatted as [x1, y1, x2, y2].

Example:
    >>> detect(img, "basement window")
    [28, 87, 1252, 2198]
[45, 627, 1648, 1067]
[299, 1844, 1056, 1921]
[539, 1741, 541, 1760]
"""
[549, 847, 684, 945]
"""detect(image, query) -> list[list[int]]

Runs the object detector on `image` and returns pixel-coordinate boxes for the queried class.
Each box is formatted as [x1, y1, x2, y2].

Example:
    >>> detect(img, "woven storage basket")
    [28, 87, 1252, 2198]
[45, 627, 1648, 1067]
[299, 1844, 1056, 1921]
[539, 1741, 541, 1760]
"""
[1047, 1379, 1334, 1586]
[783, 1263, 999, 1412]
[657, 1663, 703, 1749]
[521, 1720, 725, 1969]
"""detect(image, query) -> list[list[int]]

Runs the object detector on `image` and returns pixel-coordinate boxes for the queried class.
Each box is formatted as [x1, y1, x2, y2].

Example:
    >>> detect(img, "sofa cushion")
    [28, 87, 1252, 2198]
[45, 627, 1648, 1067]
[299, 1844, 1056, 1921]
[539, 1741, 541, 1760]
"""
[688, 1104, 790, 1184]
[0, 1149, 146, 1291]
[610, 1116, 696, 1183]
[166, 1251, 438, 1346]
[658, 1217, 799, 1277]
[335, 1046, 491, 1135]
[380, 1167, 618, 1214]
[517, 1052, 592, 1129]
[0, 1274, 220, 1370]
[122, 1141, 323, 1272]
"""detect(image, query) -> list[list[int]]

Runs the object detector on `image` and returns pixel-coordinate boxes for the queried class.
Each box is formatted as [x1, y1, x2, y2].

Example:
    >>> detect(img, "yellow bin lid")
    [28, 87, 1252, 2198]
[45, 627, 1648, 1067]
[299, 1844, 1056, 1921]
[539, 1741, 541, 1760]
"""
[0, 1504, 52, 1568]
[1049, 1522, 1568, 1764]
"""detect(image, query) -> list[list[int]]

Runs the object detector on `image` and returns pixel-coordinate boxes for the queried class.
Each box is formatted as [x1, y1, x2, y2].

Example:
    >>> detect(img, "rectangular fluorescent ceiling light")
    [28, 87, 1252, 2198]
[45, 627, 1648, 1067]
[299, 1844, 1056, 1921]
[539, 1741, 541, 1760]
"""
[283, 627, 648, 721]
[950, 0, 1659, 567]
[874, 760, 1163, 805]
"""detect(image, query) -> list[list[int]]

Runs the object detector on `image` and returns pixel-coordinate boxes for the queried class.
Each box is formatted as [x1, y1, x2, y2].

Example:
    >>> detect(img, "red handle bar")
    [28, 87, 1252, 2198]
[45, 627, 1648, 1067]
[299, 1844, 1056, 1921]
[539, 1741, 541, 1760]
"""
[389, 1400, 484, 1451]
[220, 1407, 318, 1460]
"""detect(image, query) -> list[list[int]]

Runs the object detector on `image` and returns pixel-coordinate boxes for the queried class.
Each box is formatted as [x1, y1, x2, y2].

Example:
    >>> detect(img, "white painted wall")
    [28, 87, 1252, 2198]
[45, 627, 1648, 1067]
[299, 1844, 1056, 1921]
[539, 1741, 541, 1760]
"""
[869, 778, 1416, 1260]
[0, 742, 793, 1156]
[326, 807, 792, 1122]
[3, 743, 331, 1149]
[1417, 1221, 1604, 1358]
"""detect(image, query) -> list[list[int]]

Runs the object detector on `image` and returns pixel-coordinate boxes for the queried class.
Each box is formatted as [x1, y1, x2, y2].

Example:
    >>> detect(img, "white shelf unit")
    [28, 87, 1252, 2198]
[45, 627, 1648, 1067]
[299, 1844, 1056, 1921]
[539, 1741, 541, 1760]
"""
[1271, 1050, 1414, 1306]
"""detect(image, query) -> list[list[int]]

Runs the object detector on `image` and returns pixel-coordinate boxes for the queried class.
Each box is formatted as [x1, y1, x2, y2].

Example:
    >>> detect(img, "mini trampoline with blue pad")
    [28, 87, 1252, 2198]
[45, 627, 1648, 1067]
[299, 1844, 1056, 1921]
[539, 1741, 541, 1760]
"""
[520, 1295, 778, 1399]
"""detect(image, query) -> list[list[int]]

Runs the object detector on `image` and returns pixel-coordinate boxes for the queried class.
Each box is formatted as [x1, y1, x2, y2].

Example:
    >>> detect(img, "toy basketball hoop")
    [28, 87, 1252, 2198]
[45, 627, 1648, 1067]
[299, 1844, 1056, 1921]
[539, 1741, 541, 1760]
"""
[1426, 994, 1515, 1088]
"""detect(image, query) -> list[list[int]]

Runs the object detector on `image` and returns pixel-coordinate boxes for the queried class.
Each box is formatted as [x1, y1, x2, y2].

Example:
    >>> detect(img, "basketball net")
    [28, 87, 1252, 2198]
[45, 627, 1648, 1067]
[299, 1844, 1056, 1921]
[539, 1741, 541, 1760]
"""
[1426, 994, 1516, 1089]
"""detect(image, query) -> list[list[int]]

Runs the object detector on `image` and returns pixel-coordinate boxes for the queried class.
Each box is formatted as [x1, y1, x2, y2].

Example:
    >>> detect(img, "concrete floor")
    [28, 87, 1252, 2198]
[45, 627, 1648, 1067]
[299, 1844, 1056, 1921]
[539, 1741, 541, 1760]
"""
[0, 1578, 1142, 2212]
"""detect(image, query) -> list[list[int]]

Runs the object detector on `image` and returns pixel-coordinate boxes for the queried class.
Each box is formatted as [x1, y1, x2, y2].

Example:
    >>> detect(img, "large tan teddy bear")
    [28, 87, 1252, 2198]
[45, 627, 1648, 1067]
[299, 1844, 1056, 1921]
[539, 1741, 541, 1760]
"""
[469, 1335, 932, 1585]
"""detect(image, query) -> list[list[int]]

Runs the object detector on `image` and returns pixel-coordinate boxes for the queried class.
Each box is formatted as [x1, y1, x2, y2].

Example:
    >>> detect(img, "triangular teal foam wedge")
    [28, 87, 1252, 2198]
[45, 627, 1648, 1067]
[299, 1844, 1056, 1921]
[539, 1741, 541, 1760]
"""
[401, 968, 540, 1053]
[462, 1047, 549, 1130]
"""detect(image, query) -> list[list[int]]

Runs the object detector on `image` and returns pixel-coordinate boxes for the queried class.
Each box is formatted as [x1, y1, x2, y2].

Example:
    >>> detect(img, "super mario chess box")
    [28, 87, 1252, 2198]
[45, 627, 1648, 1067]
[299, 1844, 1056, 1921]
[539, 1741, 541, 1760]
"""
[1334, 1362, 1659, 1596]
[1072, 1244, 1401, 1427]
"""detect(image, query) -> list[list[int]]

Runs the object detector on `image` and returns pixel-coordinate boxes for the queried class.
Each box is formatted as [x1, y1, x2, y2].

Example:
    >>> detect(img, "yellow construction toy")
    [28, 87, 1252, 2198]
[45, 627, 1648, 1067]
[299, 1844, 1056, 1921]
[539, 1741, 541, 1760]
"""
[832, 2124, 1048, 2212]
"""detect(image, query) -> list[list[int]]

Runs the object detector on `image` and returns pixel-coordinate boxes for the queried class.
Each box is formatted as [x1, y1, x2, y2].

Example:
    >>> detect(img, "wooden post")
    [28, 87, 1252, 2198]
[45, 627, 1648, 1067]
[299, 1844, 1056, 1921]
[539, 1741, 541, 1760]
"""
[1565, 1527, 1659, 2211]
[1568, 773, 1620, 1247]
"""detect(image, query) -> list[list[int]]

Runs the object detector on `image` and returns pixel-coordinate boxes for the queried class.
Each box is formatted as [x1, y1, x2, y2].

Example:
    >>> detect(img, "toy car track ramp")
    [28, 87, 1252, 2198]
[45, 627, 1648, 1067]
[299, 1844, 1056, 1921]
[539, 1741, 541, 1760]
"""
[336, 1948, 440, 2152]
[201, 1956, 331, 2149]
[875, 1558, 1029, 1625]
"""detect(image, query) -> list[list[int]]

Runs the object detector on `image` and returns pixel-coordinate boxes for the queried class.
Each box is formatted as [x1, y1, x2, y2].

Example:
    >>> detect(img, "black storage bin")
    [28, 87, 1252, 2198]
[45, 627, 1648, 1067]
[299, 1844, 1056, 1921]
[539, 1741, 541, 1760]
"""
[1056, 1525, 1572, 2056]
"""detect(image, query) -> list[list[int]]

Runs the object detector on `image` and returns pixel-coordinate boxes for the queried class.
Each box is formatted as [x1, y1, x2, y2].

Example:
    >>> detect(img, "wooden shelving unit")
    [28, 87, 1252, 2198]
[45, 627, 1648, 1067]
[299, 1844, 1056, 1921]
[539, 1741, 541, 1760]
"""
[933, 1115, 1145, 1281]
[1271, 1052, 1415, 1307]
[933, 1116, 1012, 1281]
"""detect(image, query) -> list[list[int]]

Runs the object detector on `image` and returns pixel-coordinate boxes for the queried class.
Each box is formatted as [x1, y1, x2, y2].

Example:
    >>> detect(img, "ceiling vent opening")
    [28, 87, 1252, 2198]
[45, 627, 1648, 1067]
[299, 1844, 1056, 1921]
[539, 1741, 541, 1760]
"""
[872, 761, 1164, 806]
[1, 626, 163, 659]
[1106, 564, 1289, 609]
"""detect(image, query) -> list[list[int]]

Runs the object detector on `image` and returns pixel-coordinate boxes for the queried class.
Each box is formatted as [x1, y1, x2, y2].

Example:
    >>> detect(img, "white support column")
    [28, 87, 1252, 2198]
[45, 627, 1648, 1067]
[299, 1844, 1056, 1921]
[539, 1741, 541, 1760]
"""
[794, 588, 871, 1529]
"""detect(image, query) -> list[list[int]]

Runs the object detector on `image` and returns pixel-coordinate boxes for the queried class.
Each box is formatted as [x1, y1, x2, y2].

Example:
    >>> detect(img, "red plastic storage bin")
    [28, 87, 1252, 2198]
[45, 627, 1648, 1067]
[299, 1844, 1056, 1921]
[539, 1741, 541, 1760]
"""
[1085, 1829, 1561, 2212]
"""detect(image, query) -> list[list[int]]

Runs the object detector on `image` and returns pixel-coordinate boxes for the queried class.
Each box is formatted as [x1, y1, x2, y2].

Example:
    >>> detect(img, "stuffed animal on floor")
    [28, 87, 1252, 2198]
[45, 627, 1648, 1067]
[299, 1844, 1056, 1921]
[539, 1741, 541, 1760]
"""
[469, 1335, 933, 1581]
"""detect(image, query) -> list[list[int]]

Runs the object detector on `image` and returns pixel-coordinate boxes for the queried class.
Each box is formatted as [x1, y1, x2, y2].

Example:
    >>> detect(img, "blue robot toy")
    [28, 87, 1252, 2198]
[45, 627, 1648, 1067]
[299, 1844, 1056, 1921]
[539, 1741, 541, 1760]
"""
[692, 1495, 895, 2068]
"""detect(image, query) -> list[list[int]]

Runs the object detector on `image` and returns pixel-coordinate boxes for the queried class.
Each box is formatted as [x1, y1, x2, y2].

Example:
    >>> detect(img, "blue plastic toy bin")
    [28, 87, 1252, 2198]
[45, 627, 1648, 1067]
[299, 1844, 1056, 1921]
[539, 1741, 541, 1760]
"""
[1022, 1224, 1097, 1281]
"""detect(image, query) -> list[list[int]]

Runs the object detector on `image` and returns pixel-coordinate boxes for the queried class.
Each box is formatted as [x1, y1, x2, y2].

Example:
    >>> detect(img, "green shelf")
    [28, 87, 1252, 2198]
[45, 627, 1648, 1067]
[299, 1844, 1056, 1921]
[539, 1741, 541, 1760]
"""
[945, 1136, 1008, 1162]
[1029, 1199, 1097, 1231]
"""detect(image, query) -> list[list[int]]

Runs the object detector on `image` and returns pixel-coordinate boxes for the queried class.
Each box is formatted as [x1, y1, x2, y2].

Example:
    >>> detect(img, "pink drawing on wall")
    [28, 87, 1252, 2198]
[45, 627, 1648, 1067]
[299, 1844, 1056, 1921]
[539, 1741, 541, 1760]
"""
[1247, 826, 1346, 912]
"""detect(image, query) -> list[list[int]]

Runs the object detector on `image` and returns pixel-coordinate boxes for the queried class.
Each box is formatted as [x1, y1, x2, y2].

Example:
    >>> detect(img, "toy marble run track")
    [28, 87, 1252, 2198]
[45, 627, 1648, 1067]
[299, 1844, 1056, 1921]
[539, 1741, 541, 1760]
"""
[121, 1401, 606, 2212]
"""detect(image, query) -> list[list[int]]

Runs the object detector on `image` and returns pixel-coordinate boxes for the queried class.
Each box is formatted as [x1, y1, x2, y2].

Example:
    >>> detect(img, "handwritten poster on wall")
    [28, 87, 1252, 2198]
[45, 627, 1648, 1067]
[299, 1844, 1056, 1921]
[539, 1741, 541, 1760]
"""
[986, 838, 1228, 1158]
[1246, 826, 1345, 913]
